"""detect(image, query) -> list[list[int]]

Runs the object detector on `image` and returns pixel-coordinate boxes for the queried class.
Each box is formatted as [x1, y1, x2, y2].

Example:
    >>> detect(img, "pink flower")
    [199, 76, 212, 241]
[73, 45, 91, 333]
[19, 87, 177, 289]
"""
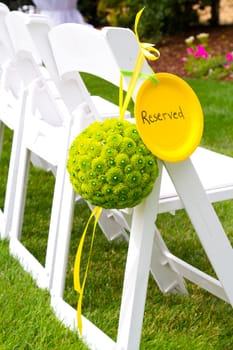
[186, 47, 195, 55]
[226, 52, 233, 61]
[195, 45, 209, 59]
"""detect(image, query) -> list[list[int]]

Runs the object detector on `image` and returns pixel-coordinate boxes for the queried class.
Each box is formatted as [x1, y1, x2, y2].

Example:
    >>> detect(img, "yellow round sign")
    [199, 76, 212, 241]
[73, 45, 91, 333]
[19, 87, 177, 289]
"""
[135, 73, 204, 162]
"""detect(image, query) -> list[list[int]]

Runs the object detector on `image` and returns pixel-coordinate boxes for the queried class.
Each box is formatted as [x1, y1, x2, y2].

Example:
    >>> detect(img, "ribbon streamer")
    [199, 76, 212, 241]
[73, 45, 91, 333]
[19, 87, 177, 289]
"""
[74, 7, 160, 337]
[74, 206, 102, 335]
[119, 7, 160, 119]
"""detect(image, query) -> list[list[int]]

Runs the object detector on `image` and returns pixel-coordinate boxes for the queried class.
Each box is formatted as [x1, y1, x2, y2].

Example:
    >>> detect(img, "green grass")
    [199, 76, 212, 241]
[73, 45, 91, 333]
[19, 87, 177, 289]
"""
[0, 240, 88, 350]
[1, 77, 233, 349]
[188, 78, 233, 156]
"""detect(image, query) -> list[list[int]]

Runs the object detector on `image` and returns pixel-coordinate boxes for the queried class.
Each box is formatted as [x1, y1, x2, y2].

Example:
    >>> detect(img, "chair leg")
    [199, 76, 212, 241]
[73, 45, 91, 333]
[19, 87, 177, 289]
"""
[0, 135, 25, 239]
[9, 145, 30, 242]
[50, 174, 76, 298]
[45, 133, 73, 289]
[150, 226, 188, 294]
[0, 121, 4, 157]
[165, 158, 233, 305]
[116, 178, 161, 350]
[1, 89, 28, 239]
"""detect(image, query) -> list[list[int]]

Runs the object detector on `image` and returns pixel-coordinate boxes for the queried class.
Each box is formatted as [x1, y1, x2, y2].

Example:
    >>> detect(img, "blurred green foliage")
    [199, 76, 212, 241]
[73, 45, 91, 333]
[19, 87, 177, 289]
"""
[81, 0, 220, 42]
[2, 0, 221, 41]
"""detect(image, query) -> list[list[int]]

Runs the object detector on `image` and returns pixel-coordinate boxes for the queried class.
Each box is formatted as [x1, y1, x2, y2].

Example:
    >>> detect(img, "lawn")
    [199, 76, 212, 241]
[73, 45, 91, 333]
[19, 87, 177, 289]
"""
[0, 77, 233, 349]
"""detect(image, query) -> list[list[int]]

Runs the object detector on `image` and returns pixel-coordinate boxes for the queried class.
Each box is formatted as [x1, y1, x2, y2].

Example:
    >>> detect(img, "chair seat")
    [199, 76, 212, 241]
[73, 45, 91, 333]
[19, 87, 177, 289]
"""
[91, 96, 130, 119]
[25, 120, 65, 167]
[159, 147, 233, 213]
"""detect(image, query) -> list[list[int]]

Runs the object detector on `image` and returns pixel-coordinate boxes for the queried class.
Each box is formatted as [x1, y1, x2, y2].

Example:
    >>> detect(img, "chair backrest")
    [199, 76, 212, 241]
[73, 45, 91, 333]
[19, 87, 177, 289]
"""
[5, 11, 44, 86]
[48, 24, 152, 100]
[5, 10, 65, 127]
[102, 26, 153, 97]
[0, 5, 23, 130]
[27, 16, 130, 130]
[26, 14, 57, 82]
[0, 3, 13, 67]
[26, 15, 99, 122]
[48, 24, 120, 86]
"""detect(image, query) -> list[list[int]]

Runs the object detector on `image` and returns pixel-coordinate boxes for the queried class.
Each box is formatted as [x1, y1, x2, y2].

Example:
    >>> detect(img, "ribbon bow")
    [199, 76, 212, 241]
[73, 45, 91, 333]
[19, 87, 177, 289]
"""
[135, 7, 160, 61]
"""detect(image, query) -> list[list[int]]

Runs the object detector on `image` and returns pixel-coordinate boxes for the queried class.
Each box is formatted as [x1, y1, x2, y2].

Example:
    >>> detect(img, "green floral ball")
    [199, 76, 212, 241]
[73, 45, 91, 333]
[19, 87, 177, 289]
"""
[67, 119, 159, 209]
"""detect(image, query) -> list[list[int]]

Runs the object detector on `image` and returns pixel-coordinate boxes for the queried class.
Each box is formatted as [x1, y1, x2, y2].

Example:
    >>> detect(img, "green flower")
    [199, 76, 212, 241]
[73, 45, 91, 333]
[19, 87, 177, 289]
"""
[131, 154, 145, 169]
[120, 137, 136, 155]
[80, 183, 93, 196]
[141, 173, 150, 183]
[113, 183, 128, 198]
[95, 130, 105, 141]
[67, 118, 159, 209]
[144, 155, 158, 173]
[124, 125, 140, 141]
[101, 146, 117, 159]
[106, 167, 123, 185]
[78, 172, 86, 182]
[78, 155, 91, 170]
[87, 141, 101, 157]
[87, 170, 96, 179]
[99, 174, 106, 183]
[115, 154, 129, 168]
[106, 134, 123, 149]
[126, 170, 142, 187]
[125, 164, 133, 174]
[102, 184, 113, 195]
[91, 158, 107, 173]
[136, 143, 148, 155]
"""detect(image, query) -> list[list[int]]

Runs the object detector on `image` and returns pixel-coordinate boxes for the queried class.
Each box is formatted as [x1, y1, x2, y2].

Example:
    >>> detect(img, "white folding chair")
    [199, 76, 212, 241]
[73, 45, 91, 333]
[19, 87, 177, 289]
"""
[26, 12, 132, 241]
[0, 4, 30, 236]
[47, 24, 233, 350]
[3, 11, 130, 292]
[0, 2, 11, 231]
[0, 2, 16, 134]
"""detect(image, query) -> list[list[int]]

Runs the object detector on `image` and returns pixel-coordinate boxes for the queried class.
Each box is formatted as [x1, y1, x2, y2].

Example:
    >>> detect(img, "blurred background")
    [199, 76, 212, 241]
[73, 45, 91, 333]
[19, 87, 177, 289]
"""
[1, 0, 233, 41]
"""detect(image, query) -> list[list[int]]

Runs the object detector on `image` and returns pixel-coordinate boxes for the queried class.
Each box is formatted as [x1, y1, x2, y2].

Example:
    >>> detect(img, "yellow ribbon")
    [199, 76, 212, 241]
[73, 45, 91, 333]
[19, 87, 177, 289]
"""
[119, 7, 160, 119]
[74, 206, 102, 335]
[134, 7, 160, 61]
[74, 7, 160, 337]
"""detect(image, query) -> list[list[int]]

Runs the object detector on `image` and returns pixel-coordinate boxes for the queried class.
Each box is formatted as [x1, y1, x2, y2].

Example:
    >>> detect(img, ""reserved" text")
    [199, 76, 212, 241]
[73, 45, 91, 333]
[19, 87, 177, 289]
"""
[141, 106, 185, 125]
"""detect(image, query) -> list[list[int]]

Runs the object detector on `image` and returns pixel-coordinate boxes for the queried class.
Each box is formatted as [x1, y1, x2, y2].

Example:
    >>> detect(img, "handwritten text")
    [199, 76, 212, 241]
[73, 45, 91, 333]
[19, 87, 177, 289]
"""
[141, 106, 185, 125]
